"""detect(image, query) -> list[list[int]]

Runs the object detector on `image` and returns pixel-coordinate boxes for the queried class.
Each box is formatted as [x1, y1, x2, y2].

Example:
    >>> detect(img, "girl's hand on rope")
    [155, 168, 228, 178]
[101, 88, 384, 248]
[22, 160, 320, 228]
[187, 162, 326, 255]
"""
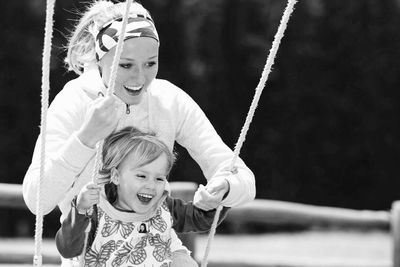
[76, 182, 100, 212]
[193, 178, 230, 211]
[77, 94, 121, 148]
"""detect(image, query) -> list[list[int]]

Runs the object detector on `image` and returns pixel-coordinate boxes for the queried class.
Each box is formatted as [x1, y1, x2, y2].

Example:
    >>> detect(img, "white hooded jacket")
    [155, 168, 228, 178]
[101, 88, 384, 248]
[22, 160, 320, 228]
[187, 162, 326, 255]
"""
[23, 65, 256, 220]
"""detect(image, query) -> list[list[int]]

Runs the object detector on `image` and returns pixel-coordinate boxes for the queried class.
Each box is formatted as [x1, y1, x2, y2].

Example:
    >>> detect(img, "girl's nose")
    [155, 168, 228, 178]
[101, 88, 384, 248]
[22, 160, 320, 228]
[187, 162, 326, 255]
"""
[144, 178, 156, 189]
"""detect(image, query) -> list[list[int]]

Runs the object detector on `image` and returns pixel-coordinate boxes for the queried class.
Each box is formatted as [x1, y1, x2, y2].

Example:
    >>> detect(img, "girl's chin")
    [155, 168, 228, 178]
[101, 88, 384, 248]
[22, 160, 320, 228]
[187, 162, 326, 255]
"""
[133, 206, 153, 215]
[132, 201, 154, 213]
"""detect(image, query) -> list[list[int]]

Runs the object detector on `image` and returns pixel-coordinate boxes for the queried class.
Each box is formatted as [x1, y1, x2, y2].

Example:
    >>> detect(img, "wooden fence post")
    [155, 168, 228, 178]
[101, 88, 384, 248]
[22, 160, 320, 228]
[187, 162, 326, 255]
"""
[170, 181, 198, 255]
[391, 200, 400, 267]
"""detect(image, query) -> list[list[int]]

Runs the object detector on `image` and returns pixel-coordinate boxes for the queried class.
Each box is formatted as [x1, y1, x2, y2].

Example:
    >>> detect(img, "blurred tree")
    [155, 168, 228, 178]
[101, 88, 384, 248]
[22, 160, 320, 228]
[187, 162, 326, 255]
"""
[2, 0, 400, 237]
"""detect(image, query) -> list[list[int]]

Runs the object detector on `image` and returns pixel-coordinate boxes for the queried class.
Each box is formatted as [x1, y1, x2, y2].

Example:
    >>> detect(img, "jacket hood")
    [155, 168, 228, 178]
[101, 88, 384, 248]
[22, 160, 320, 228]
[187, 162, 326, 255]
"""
[78, 64, 107, 100]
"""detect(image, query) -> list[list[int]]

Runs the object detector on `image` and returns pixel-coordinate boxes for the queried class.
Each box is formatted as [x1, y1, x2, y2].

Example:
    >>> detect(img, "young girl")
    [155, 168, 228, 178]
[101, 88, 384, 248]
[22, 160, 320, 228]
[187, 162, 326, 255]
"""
[56, 127, 228, 266]
[23, 0, 254, 226]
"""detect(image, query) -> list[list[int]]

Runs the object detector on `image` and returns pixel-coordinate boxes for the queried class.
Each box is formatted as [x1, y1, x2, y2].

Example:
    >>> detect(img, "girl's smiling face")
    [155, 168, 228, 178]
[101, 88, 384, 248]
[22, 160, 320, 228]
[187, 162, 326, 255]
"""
[114, 151, 168, 214]
[99, 37, 159, 106]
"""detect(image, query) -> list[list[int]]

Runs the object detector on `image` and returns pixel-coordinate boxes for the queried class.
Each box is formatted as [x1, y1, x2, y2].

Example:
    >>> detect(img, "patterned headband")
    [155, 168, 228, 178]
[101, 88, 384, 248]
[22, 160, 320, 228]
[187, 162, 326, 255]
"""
[94, 14, 159, 60]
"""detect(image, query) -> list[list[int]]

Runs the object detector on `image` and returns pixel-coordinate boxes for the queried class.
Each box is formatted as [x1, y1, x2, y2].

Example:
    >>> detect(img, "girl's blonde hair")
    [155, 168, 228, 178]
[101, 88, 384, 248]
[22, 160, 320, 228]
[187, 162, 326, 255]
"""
[100, 127, 176, 203]
[66, 0, 153, 75]
[100, 126, 176, 179]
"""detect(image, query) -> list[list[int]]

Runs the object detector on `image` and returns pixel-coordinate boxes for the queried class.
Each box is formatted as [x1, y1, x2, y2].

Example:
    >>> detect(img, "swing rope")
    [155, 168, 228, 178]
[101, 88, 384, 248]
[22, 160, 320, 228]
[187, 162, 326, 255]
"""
[200, 0, 298, 266]
[36, 0, 296, 266]
[78, 1, 134, 266]
[34, 0, 56, 266]
[91, 0, 133, 185]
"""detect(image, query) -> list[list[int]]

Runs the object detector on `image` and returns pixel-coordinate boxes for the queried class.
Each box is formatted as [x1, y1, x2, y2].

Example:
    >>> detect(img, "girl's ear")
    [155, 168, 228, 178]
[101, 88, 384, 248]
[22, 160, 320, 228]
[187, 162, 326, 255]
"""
[110, 167, 120, 185]
[97, 64, 102, 76]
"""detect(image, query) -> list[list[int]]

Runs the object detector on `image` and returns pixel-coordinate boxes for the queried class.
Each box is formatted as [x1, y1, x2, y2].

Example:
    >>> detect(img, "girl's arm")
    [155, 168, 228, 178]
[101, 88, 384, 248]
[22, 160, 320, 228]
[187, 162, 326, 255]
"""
[166, 196, 229, 233]
[55, 197, 92, 258]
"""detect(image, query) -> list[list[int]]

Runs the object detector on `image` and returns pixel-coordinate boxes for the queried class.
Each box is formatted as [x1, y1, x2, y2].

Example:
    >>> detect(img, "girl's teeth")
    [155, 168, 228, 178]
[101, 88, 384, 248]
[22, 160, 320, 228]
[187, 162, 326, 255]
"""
[139, 193, 152, 198]
[137, 193, 153, 202]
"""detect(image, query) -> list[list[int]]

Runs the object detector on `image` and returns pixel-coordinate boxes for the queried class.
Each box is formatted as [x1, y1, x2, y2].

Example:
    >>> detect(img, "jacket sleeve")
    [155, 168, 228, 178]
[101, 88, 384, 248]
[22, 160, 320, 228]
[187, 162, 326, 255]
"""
[166, 196, 230, 233]
[173, 87, 256, 207]
[23, 82, 96, 215]
[55, 199, 91, 258]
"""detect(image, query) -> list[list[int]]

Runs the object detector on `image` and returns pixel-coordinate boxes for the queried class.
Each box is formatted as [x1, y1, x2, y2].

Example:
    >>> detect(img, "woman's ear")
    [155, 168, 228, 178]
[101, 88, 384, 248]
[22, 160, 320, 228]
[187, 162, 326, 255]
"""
[110, 167, 120, 185]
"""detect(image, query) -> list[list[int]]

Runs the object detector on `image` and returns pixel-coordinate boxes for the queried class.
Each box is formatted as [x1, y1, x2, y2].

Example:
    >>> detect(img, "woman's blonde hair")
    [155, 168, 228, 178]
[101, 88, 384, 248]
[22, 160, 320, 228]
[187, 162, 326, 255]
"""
[65, 0, 153, 75]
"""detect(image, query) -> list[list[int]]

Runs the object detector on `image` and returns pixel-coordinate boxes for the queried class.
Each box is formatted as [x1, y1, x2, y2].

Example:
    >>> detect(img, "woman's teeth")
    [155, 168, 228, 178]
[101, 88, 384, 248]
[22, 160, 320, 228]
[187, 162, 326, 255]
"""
[124, 85, 143, 93]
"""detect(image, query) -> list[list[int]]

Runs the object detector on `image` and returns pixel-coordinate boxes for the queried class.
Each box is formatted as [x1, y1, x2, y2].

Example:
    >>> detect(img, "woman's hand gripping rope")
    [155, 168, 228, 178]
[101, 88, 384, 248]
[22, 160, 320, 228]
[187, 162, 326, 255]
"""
[193, 177, 230, 211]
[77, 93, 122, 149]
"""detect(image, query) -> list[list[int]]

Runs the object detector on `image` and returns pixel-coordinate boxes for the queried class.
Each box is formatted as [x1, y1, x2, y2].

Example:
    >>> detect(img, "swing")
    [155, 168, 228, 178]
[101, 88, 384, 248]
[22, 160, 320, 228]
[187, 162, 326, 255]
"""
[33, 0, 297, 266]
[200, 1, 297, 266]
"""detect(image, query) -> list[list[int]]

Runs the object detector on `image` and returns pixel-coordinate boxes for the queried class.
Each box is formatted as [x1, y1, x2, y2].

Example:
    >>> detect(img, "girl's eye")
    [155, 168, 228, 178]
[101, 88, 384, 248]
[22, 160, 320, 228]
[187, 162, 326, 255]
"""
[156, 177, 166, 182]
[136, 174, 146, 179]
[120, 63, 132, 69]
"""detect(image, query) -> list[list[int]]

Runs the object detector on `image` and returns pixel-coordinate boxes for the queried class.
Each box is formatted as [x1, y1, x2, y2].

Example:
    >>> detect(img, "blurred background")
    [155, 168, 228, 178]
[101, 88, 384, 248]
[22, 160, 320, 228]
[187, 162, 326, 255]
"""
[1, 0, 400, 242]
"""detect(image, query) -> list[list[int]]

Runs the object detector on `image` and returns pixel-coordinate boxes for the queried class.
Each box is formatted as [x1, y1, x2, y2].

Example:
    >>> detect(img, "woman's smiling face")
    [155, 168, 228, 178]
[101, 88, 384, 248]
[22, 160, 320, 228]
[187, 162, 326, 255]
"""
[99, 37, 159, 105]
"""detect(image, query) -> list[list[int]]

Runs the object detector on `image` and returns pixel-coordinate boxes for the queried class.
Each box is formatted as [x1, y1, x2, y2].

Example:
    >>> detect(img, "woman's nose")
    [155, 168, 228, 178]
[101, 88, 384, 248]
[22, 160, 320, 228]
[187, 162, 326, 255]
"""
[131, 66, 145, 84]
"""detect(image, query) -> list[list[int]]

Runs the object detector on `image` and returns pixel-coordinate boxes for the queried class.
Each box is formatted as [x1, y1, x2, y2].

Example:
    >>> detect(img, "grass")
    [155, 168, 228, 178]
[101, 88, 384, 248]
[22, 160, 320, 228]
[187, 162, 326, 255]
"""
[0, 230, 392, 267]
[195, 230, 391, 267]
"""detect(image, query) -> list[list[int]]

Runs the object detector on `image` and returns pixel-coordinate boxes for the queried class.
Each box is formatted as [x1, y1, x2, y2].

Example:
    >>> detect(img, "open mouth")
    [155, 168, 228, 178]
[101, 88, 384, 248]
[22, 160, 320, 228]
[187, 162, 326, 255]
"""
[124, 85, 143, 96]
[137, 193, 153, 204]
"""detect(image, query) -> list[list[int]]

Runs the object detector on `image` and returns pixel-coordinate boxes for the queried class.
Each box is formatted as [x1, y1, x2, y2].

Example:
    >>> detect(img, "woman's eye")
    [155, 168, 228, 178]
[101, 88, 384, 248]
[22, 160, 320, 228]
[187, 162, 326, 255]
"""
[156, 177, 165, 182]
[145, 61, 157, 68]
[120, 63, 132, 69]
[136, 174, 146, 179]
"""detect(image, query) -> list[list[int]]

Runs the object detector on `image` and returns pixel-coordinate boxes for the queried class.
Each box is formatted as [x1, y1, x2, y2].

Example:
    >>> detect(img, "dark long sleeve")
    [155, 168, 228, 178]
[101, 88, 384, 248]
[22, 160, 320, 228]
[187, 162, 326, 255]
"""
[166, 196, 229, 233]
[55, 201, 91, 258]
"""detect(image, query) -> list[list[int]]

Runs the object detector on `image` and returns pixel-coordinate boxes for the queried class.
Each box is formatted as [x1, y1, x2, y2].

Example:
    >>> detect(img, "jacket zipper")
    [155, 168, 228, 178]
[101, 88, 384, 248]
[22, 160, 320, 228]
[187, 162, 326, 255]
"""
[125, 104, 131, 114]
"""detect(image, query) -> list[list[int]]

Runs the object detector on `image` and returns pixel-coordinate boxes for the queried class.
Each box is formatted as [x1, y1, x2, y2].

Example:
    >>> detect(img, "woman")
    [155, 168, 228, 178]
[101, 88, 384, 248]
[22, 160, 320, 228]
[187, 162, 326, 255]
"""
[23, 0, 255, 224]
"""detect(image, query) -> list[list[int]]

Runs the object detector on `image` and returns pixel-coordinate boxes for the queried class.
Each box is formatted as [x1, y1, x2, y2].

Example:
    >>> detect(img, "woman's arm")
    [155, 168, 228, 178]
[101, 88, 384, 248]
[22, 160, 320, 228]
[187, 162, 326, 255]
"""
[174, 88, 256, 208]
[166, 196, 229, 233]
[23, 82, 96, 215]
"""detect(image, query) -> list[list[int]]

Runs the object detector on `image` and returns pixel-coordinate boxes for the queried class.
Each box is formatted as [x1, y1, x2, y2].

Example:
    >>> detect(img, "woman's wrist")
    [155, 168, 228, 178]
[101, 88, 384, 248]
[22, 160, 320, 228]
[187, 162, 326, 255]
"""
[77, 129, 97, 148]
[222, 178, 230, 200]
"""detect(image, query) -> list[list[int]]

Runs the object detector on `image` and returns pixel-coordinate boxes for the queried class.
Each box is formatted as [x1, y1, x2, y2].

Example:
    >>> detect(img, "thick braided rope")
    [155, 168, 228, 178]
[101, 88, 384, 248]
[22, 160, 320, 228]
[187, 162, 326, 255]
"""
[33, 0, 56, 266]
[200, 1, 297, 266]
[78, 2, 134, 266]
[33, 0, 55, 266]
[91, 0, 133, 185]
